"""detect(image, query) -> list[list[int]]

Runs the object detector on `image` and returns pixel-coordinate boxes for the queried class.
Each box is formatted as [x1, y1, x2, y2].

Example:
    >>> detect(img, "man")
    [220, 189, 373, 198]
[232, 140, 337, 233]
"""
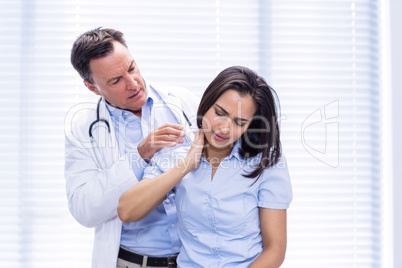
[64, 28, 199, 268]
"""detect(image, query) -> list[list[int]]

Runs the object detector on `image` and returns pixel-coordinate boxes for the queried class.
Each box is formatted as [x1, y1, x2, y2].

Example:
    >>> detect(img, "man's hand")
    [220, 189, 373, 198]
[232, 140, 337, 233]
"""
[137, 123, 186, 162]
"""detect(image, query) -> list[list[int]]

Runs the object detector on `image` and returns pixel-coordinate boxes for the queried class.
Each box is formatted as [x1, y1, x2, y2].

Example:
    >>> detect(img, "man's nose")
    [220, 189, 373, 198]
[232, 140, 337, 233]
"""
[127, 75, 139, 89]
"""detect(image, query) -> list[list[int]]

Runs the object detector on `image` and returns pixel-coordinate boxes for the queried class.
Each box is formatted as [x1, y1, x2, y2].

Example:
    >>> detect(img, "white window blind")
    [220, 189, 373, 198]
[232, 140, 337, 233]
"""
[271, 1, 382, 267]
[0, 0, 384, 267]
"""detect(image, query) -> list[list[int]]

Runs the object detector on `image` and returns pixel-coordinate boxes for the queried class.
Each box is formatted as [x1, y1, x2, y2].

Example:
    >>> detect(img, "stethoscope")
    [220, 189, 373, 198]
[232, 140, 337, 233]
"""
[88, 97, 192, 139]
[89, 98, 111, 139]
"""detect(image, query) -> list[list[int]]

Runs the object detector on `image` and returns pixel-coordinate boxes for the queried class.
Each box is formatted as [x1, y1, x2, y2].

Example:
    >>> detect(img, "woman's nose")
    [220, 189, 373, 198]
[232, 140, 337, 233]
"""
[218, 118, 231, 134]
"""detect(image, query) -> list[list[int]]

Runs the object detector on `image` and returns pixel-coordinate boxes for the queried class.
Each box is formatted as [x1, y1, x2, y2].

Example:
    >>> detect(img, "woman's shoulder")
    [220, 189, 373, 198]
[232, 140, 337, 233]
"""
[257, 155, 290, 181]
[257, 155, 293, 208]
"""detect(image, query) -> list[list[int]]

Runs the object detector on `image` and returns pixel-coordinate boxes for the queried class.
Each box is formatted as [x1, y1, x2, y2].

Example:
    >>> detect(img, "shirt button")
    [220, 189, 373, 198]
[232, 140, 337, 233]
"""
[171, 224, 175, 228]
[165, 199, 170, 203]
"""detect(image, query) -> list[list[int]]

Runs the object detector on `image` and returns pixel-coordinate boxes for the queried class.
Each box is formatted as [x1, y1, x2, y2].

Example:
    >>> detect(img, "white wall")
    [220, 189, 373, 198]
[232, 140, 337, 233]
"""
[390, 0, 402, 267]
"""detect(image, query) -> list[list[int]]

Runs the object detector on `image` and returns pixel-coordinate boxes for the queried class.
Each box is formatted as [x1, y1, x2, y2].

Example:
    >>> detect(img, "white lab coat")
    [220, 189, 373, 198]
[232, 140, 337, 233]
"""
[64, 82, 199, 268]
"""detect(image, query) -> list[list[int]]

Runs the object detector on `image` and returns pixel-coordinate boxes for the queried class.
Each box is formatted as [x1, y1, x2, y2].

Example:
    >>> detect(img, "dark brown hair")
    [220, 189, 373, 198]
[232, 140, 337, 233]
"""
[197, 66, 281, 179]
[70, 27, 127, 84]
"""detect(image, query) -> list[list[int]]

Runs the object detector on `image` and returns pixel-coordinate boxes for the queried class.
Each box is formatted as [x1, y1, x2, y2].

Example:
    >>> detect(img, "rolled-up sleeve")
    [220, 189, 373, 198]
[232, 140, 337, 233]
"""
[127, 147, 149, 181]
[143, 147, 189, 180]
[143, 161, 163, 180]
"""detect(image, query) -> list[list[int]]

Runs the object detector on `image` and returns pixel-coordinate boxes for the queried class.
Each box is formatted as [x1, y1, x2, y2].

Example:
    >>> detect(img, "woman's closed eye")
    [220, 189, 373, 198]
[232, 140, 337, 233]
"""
[234, 120, 246, 127]
[215, 108, 225, 117]
[215, 108, 247, 127]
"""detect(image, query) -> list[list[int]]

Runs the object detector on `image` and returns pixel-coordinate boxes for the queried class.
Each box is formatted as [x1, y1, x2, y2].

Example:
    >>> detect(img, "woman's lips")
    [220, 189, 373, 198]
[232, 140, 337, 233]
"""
[213, 132, 228, 142]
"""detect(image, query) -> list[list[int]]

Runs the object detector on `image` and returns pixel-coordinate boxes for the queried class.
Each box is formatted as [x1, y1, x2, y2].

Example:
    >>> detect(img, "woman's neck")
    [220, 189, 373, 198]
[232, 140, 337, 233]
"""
[204, 143, 233, 166]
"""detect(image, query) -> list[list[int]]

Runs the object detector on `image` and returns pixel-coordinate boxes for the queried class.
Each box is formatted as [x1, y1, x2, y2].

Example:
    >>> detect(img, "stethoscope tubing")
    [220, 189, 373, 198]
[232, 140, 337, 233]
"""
[88, 97, 191, 139]
[89, 98, 111, 138]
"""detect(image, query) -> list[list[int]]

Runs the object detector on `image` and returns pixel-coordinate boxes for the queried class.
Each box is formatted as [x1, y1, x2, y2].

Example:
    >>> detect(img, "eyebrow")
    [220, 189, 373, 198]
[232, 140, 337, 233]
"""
[106, 60, 135, 85]
[215, 104, 249, 122]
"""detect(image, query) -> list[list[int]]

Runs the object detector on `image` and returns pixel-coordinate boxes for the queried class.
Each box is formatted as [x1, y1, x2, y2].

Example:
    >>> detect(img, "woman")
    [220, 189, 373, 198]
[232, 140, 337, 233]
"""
[118, 66, 293, 267]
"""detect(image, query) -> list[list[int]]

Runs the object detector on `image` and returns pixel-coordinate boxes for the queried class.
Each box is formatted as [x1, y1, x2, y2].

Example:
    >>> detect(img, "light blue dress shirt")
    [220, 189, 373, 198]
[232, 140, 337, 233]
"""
[144, 142, 293, 267]
[105, 82, 190, 257]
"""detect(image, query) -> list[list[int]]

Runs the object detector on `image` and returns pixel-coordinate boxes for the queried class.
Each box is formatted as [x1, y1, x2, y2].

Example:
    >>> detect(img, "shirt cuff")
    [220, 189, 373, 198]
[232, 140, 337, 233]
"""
[127, 148, 149, 181]
[258, 201, 290, 209]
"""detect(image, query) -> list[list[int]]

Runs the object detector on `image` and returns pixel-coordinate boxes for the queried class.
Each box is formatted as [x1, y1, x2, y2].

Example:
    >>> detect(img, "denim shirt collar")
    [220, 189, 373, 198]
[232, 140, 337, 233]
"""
[228, 140, 242, 161]
[201, 139, 242, 163]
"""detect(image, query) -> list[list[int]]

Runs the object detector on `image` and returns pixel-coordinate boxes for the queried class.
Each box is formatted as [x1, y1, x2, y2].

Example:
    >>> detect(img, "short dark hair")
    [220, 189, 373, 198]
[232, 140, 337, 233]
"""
[197, 66, 282, 179]
[70, 27, 127, 84]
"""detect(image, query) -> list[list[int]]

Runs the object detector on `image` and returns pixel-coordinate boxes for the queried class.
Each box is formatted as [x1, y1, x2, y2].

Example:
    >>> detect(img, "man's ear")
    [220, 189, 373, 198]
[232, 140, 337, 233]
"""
[84, 80, 101, 96]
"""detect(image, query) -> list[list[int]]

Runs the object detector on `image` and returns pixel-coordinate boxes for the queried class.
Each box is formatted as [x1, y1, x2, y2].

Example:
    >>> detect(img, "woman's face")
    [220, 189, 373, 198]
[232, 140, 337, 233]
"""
[201, 89, 257, 150]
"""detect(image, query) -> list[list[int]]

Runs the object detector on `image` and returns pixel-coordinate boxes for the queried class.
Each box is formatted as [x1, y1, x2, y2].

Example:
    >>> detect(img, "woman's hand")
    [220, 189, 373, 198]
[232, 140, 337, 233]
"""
[179, 130, 204, 174]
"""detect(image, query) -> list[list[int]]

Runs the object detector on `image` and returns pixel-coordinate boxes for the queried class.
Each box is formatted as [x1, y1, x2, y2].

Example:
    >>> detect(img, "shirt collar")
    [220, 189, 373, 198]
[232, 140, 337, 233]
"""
[228, 140, 242, 161]
[201, 140, 242, 163]
[105, 100, 125, 118]
[145, 80, 161, 104]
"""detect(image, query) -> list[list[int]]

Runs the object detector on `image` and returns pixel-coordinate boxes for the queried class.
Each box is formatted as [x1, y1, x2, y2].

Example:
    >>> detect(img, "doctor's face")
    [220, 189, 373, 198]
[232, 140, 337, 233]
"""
[85, 41, 147, 113]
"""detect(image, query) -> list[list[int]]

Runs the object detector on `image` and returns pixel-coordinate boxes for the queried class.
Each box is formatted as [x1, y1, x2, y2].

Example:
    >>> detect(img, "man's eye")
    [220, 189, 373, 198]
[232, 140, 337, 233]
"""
[112, 78, 120, 85]
[129, 68, 135, 73]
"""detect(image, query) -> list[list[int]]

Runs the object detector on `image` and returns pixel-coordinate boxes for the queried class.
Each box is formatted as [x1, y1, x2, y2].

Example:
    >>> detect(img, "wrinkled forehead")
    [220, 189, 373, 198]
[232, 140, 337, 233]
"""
[89, 42, 135, 81]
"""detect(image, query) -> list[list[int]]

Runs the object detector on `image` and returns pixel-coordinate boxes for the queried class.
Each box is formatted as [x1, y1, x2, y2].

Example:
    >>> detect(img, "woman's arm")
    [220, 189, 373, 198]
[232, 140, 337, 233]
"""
[249, 208, 288, 268]
[117, 130, 204, 223]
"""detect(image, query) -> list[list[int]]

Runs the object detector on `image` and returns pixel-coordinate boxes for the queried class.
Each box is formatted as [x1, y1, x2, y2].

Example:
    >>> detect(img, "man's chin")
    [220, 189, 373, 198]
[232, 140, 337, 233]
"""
[127, 97, 147, 111]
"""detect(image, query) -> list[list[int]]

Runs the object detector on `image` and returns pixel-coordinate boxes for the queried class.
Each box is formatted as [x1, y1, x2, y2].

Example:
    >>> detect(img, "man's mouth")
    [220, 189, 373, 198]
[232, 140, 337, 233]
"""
[128, 90, 141, 99]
